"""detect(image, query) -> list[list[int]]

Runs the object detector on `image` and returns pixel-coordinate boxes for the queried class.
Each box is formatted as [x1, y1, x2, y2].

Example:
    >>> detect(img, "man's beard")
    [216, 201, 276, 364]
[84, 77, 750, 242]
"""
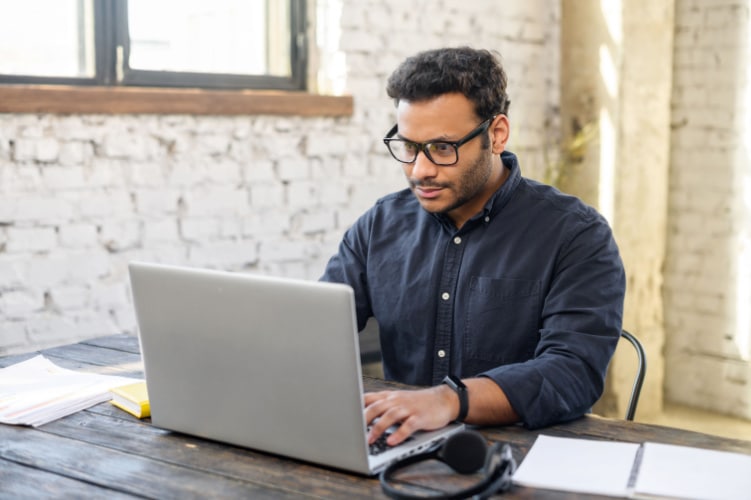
[408, 147, 494, 215]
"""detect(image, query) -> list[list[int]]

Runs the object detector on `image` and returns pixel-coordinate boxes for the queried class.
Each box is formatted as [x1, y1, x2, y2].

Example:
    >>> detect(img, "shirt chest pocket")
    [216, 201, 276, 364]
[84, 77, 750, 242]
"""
[463, 276, 541, 368]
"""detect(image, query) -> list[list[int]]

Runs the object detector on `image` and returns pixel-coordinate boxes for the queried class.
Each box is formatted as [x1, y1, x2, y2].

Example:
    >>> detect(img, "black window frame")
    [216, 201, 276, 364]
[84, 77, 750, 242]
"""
[0, 0, 308, 91]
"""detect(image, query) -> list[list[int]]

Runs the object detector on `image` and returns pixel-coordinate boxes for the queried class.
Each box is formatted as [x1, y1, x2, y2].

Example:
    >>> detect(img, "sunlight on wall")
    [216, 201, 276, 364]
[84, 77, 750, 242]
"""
[315, 0, 347, 95]
[597, 0, 621, 222]
[600, 0, 622, 45]
[598, 106, 616, 222]
[598, 44, 618, 221]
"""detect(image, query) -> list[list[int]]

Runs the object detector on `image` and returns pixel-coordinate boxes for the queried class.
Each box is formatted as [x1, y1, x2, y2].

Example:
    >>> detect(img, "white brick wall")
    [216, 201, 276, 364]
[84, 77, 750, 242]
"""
[0, 0, 561, 355]
[665, 0, 751, 419]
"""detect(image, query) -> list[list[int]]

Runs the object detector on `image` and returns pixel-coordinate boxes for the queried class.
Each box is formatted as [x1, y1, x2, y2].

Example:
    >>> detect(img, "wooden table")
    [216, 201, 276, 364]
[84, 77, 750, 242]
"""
[2, 334, 751, 499]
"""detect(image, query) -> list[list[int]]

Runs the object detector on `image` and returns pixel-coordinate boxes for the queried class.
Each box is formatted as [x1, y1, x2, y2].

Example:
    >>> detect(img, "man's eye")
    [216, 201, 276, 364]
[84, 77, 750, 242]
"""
[403, 142, 419, 154]
[428, 143, 455, 157]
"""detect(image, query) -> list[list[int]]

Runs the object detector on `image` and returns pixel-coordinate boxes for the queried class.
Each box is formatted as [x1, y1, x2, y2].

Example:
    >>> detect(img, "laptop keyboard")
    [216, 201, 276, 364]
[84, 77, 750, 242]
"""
[368, 426, 414, 456]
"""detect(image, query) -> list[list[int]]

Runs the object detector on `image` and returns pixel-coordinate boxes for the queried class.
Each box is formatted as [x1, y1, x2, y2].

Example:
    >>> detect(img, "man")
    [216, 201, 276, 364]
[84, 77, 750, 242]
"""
[320, 47, 625, 447]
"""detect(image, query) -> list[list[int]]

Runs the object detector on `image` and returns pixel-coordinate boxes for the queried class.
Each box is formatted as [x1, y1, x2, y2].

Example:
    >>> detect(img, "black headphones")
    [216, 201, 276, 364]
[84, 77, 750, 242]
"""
[379, 430, 516, 499]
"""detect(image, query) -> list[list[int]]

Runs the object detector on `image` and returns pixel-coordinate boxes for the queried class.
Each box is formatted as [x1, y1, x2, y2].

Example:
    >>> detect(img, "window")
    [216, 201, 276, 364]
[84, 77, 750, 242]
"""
[0, 0, 307, 91]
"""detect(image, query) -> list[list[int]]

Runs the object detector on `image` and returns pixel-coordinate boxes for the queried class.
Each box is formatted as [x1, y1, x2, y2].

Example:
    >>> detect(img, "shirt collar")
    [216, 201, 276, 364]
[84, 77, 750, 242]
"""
[480, 150, 522, 218]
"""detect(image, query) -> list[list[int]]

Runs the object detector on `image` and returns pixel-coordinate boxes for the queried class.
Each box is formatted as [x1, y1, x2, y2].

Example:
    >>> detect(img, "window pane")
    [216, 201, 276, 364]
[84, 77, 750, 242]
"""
[127, 0, 291, 77]
[0, 0, 95, 78]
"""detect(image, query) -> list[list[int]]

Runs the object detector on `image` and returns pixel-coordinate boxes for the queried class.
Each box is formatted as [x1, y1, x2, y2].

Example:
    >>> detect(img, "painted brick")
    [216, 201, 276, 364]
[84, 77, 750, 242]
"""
[180, 217, 221, 241]
[25, 254, 71, 288]
[5, 227, 57, 253]
[49, 286, 90, 310]
[1, 289, 44, 318]
[277, 156, 311, 182]
[100, 220, 141, 252]
[13, 138, 60, 162]
[101, 132, 154, 160]
[243, 159, 276, 182]
[249, 182, 285, 208]
[41, 166, 88, 190]
[188, 240, 258, 268]
[143, 218, 180, 243]
[91, 282, 129, 309]
[64, 251, 111, 282]
[242, 211, 291, 237]
[0, 255, 26, 289]
[293, 209, 337, 235]
[58, 224, 99, 248]
[219, 218, 243, 239]
[77, 191, 133, 218]
[6, 196, 74, 223]
[286, 180, 321, 208]
[258, 239, 310, 263]
[0, 321, 28, 354]
[129, 162, 168, 188]
[183, 186, 249, 216]
[134, 189, 181, 214]
[304, 133, 352, 157]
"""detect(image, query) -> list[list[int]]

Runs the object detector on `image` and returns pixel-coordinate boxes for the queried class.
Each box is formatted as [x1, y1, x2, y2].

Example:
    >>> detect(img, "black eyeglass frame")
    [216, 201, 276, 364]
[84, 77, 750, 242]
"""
[382, 115, 497, 166]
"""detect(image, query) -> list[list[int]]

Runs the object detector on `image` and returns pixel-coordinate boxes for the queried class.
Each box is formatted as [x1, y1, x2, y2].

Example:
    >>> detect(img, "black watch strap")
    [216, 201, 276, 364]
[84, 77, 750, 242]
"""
[442, 374, 469, 422]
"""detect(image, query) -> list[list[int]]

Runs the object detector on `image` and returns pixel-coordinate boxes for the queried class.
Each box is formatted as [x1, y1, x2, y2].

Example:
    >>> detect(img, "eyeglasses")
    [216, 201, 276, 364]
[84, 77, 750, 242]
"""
[382, 116, 496, 166]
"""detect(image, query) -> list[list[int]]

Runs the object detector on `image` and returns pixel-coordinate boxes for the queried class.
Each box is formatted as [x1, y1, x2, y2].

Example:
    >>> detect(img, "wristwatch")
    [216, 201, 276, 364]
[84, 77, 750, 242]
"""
[442, 374, 469, 422]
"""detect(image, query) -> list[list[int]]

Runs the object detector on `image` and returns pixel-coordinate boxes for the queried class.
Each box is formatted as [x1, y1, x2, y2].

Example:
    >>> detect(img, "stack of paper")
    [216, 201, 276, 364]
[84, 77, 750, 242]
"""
[512, 434, 640, 497]
[513, 434, 751, 500]
[0, 355, 140, 427]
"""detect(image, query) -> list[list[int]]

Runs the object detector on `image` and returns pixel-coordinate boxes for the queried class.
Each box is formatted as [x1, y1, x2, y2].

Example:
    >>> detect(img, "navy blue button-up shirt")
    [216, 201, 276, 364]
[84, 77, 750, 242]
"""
[321, 151, 625, 428]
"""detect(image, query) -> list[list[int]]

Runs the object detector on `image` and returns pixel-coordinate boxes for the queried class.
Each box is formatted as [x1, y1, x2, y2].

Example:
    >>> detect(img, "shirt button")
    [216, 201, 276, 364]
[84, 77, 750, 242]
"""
[441, 292, 450, 300]
[437, 349, 446, 358]
[453, 236, 462, 245]
[484, 216, 490, 222]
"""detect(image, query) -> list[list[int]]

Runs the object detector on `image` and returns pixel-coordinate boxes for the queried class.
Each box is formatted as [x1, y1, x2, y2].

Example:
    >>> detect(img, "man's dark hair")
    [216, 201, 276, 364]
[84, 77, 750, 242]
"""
[386, 47, 510, 120]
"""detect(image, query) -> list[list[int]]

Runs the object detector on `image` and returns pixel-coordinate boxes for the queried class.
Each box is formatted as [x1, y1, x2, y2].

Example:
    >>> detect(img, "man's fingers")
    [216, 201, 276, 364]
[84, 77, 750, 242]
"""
[385, 417, 419, 446]
[363, 390, 389, 406]
[366, 405, 408, 444]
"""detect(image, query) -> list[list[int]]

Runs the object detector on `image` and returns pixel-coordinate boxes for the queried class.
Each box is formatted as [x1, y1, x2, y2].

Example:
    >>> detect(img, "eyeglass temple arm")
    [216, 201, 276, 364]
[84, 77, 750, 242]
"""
[384, 124, 398, 139]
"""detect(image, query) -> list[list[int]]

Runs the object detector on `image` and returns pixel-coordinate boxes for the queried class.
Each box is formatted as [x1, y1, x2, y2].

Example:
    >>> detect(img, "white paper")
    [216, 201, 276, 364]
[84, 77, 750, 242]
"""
[0, 355, 140, 427]
[512, 434, 641, 497]
[633, 442, 751, 500]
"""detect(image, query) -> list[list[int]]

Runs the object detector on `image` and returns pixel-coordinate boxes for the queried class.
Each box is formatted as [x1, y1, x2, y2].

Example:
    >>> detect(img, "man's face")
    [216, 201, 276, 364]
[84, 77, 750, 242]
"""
[394, 93, 506, 228]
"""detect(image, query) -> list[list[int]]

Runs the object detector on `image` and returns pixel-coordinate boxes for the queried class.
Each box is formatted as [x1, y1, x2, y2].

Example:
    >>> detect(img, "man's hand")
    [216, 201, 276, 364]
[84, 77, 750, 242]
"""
[364, 378, 520, 446]
[364, 384, 458, 446]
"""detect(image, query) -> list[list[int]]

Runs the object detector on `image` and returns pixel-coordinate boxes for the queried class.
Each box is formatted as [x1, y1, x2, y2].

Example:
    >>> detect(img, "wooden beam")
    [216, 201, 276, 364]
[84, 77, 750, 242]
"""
[0, 85, 353, 116]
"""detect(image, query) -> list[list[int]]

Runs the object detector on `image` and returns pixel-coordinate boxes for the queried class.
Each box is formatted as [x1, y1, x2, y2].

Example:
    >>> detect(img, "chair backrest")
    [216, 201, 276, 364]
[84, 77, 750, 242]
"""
[620, 329, 646, 421]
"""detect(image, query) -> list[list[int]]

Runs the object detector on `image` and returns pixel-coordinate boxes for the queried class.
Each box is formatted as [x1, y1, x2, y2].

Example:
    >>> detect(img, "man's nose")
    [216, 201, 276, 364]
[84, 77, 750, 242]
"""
[409, 149, 439, 179]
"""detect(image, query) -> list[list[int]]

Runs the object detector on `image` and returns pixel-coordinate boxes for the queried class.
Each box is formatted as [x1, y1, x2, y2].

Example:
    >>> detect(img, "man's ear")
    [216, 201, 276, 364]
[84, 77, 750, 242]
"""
[490, 115, 510, 154]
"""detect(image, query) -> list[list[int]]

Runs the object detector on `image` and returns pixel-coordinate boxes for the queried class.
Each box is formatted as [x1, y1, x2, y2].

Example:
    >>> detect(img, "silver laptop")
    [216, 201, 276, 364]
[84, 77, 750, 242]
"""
[128, 261, 464, 475]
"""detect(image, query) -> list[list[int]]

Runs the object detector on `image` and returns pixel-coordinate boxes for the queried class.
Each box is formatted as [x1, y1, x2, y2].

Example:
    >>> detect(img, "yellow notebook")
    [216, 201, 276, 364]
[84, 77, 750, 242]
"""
[110, 381, 150, 418]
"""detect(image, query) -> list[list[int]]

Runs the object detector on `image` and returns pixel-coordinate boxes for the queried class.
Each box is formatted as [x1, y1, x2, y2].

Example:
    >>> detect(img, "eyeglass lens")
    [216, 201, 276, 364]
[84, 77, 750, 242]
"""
[387, 141, 458, 165]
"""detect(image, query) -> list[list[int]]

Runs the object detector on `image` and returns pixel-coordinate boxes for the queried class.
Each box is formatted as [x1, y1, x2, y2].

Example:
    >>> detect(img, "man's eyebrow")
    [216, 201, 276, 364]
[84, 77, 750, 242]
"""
[396, 131, 453, 143]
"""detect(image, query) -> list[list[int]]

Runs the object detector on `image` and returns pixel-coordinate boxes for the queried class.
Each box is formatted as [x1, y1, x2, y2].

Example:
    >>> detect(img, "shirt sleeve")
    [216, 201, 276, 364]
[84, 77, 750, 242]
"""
[319, 213, 374, 332]
[481, 215, 626, 429]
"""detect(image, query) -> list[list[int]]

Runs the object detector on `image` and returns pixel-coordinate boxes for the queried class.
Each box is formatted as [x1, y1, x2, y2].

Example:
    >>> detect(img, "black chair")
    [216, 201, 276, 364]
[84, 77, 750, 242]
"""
[620, 329, 647, 421]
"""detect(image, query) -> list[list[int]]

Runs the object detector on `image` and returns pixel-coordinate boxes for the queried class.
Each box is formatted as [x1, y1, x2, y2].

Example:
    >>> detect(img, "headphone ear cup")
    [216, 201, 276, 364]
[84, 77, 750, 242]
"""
[437, 430, 488, 474]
